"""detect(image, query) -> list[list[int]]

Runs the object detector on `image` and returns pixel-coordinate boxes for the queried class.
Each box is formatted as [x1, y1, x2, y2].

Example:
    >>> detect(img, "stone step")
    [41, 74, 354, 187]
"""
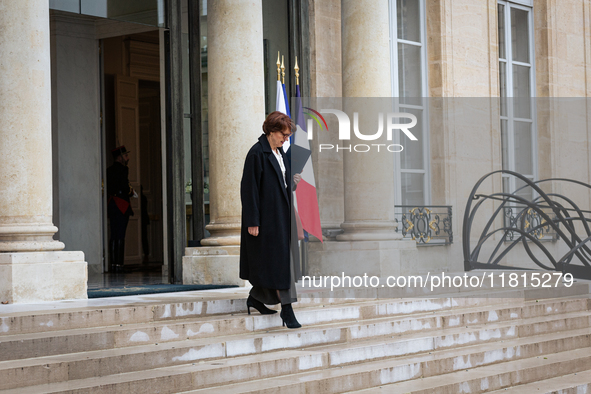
[0, 295, 245, 337]
[0, 293, 586, 364]
[5, 321, 590, 393]
[182, 327, 591, 391]
[486, 371, 591, 393]
[0, 293, 475, 338]
[1, 307, 589, 391]
[182, 346, 591, 393]
[0, 282, 586, 393]
[349, 348, 591, 394]
[0, 280, 586, 337]
[0, 297, 452, 361]
[304, 277, 589, 304]
[311, 322, 591, 369]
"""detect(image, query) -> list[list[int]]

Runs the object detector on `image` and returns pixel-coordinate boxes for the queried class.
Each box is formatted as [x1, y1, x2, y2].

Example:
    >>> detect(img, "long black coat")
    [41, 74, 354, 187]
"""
[240, 134, 299, 289]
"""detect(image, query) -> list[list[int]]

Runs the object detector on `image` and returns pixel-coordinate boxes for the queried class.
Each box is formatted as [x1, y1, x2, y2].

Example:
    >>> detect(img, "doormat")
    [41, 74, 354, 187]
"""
[88, 284, 239, 298]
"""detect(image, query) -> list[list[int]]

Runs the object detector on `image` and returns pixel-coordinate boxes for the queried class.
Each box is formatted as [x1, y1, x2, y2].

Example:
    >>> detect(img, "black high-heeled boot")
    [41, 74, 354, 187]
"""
[280, 303, 301, 329]
[246, 295, 277, 315]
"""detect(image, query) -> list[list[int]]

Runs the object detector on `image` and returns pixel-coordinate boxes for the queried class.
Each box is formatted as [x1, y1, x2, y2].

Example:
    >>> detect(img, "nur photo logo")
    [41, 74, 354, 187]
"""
[303, 108, 418, 153]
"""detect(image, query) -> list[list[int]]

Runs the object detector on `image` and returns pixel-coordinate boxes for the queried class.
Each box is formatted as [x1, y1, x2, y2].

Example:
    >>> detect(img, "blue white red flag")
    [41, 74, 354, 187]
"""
[292, 85, 322, 242]
[275, 80, 290, 151]
[282, 83, 291, 118]
[282, 83, 293, 147]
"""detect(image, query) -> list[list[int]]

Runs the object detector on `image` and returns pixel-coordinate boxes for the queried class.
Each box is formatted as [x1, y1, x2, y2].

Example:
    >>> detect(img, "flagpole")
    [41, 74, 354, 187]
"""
[276, 51, 281, 81]
[294, 56, 299, 86]
[292, 55, 322, 242]
[281, 56, 286, 85]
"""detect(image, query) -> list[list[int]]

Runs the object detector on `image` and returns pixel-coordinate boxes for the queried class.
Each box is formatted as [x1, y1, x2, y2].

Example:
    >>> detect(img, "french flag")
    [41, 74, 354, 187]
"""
[291, 85, 322, 242]
[275, 79, 290, 151]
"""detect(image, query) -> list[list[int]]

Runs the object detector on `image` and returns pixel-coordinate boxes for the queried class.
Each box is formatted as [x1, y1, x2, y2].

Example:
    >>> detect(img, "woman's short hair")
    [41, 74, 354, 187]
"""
[262, 111, 295, 136]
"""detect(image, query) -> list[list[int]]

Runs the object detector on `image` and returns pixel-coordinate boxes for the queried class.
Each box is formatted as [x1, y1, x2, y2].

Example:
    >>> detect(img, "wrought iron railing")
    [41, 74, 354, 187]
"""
[503, 206, 558, 242]
[395, 205, 453, 245]
[463, 170, 591, 279]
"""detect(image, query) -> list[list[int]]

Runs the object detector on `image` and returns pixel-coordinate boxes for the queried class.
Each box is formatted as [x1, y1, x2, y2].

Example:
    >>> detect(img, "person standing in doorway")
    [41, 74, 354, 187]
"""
[107, 146, 135, 272]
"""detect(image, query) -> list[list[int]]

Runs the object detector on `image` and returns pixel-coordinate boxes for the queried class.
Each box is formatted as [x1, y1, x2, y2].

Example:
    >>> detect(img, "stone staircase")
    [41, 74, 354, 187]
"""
[0, 279, 590, 393]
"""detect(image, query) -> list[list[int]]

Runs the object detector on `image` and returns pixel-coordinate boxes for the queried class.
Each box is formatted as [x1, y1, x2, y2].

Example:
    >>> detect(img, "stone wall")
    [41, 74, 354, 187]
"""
[306, 0, 591, 276]
[50, 13, 103, 275]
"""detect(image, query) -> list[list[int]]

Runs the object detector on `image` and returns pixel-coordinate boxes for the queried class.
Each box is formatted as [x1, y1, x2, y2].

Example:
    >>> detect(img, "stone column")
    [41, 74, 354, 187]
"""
[0, 0, 86, 303]
[309, 0, 345, 234]
[337, 0, 399, 241]
[0, 0, 62, 252]
[182, 0, 265, 285]
[308, 0, 417, 278]
[202, 0, 265, 246]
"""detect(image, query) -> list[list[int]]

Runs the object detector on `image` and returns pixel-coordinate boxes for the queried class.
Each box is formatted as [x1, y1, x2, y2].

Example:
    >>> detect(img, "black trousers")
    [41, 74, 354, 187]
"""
[108, 201, 130, 240]
[249, 248, 298, 305]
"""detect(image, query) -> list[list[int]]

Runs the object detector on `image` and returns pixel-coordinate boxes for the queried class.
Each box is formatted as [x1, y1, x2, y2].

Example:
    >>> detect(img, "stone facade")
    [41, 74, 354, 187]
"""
[304, 0, 591, 276]
[0, 0, 87, 303]
[2, 1, 591, 301]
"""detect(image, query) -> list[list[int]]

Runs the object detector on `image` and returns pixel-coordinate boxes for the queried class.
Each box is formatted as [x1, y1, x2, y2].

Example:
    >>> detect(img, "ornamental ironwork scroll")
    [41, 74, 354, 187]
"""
[463, 170, 591, 279]
[395, 206, 453, 245]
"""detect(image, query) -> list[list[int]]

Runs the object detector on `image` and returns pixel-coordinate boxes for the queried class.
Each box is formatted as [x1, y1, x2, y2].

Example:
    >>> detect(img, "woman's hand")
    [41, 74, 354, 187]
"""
[248, 226, 259, 236]
[293, 173, 301, 186]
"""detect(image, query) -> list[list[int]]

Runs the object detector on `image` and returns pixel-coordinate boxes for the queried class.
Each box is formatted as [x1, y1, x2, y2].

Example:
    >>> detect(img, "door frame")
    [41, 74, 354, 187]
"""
[164, 0, 186, 284]
[100, 40, 109, 273]
[99, 32, 168, 275]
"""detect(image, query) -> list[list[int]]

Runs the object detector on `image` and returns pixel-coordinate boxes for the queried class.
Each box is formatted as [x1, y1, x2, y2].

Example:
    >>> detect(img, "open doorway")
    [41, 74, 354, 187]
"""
[102, 30, 165, 285]
[49, 11, 170, 290]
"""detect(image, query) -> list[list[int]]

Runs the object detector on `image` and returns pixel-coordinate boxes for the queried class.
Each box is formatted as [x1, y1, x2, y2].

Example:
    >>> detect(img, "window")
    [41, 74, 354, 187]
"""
[49, 0, 167, 27]
[498, 0, 536, 201]
[389, 0, 429, 206]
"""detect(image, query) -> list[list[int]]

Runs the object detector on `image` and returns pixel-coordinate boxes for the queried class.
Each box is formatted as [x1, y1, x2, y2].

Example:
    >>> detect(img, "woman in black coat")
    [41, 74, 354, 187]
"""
[240, 111, 301, 328]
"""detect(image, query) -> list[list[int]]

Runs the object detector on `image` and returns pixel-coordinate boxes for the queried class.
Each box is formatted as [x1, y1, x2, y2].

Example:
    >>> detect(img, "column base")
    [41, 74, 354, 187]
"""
[0, 240, 65, 252]
[200, 236, 241, 246]
[201, 222, 241, 246]
[182, 246, 246, 286]
[0, 224, 65, 252]
[0, 251, 87, 304]
[307, 240, 417, 277]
